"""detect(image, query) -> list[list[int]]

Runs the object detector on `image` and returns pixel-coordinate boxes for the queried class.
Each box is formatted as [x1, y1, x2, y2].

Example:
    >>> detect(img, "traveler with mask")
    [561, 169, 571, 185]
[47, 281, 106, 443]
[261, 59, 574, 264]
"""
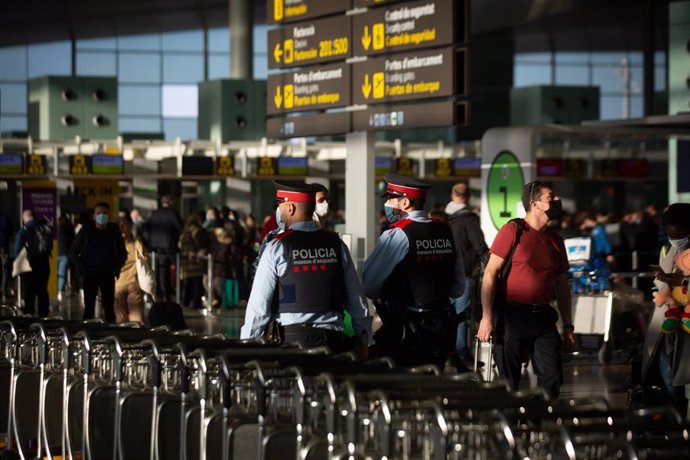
[641, 202, 690, 414]
[362, 173, 465, 369]
[310, 183, 330, 229]
[240, 181, 371, 359]
[445, 181, 488, 370]
[477, 181, 575, 398]
[14, 209, 52, 316]
[69, 202, 127, 322]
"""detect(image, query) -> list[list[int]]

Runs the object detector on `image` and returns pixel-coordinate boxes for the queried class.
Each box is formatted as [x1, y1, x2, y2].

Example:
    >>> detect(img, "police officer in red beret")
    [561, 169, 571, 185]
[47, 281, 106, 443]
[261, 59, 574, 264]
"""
[363, 173, 465, 368]
[241, 181, 371, 359]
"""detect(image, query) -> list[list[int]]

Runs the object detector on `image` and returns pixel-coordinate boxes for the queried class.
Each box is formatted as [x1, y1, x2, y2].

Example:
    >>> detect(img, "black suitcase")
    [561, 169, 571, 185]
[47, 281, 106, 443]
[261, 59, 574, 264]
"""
[149, 301, 187, 330]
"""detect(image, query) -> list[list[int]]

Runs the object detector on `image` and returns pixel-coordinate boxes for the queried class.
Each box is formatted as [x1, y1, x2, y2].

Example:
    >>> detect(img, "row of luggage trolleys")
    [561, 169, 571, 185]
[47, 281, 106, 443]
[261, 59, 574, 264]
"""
[0, 313, 689, 460]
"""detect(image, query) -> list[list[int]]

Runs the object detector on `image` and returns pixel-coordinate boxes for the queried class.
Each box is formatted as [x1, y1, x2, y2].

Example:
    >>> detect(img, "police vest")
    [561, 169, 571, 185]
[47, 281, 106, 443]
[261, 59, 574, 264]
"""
[381, 218, 456, 308]
[276, 229, 345, 314]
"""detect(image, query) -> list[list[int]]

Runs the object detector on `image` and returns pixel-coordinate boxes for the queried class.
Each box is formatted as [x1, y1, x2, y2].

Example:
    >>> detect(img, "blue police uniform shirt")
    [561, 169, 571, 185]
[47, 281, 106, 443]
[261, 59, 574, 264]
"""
[362, 210, 465, 301]
[240, 220, 372, 342]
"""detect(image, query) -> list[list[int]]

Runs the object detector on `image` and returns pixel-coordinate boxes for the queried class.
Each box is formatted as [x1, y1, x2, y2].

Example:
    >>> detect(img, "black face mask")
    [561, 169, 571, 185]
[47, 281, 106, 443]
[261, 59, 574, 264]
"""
[545, 199, 563, 220]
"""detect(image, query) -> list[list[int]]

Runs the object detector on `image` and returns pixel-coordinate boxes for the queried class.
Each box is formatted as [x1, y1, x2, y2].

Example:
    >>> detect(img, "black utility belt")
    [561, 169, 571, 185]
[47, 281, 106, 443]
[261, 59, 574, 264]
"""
[282, 324, 342, 336]
[406, 305, 452, 315]
[506, 302, 552, 313]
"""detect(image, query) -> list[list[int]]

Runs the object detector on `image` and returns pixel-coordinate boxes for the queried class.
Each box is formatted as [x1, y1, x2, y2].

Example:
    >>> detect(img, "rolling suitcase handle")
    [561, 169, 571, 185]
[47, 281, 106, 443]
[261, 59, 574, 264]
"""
[474, 335, 493, 382]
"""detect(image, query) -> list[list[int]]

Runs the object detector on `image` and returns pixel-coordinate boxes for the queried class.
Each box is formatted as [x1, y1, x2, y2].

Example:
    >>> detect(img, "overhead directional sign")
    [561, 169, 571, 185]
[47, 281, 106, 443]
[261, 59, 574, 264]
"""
[352, 101, 467, 130]
[267, 63, 351, 115]
[267, 111, 352, 138]
[269, 15, 352, 69]
[352, 0, 457, 56]
[268, 0, 352, 25]
[352, 47, 462, 105]
[353, 0, 407, 7]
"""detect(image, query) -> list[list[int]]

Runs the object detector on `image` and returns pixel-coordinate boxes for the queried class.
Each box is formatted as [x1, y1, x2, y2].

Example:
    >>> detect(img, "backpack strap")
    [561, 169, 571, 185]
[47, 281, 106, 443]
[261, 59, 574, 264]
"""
[500, 218, 525, 280]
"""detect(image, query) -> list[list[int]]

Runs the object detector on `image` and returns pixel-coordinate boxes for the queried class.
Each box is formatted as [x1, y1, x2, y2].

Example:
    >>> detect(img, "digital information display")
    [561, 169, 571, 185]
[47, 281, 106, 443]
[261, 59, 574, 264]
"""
[91, 154, 124, 175]
[0, 153, 24, 174]
[277, 157, 309, 175]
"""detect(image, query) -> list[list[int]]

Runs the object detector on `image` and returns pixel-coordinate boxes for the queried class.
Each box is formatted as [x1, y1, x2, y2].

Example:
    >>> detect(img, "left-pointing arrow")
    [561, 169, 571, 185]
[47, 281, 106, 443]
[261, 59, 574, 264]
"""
[274, 85, 283, 108]
[274, 43, 283, 63]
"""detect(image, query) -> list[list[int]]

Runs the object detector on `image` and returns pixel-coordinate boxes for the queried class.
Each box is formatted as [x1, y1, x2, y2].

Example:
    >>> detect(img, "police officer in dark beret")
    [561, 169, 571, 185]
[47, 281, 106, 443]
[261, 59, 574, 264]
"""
[362, 173, 465, 369]
[241, 181, 371, 359]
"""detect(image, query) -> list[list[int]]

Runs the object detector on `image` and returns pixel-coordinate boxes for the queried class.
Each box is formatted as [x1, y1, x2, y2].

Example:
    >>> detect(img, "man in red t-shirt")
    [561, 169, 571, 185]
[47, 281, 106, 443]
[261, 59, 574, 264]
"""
[477, 181, 575, 398]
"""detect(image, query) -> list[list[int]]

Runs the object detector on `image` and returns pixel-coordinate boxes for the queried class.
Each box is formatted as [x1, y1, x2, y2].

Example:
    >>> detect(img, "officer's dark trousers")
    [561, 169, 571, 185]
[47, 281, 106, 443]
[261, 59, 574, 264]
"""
[83, 273, 116, 322]
[282, 325, 353, 353]
[397, 310, 455, 370]
[494, 303, 563, 398]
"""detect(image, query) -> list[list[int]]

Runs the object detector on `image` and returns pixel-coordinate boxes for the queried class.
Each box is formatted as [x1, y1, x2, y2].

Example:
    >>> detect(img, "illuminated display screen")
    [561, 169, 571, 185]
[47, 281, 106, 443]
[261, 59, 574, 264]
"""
[277, 157, 308, 175]
[454, 158, 481, 177]
[0, 154, 23, 174]
[91, 154, 124, 174]
[375, 157, 393, 176]
[536, 158, 564, 177]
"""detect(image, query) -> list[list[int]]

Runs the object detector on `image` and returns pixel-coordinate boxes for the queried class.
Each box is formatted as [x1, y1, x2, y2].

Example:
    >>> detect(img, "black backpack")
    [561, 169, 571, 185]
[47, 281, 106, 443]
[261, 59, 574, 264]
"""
[27, 223, 53, 260]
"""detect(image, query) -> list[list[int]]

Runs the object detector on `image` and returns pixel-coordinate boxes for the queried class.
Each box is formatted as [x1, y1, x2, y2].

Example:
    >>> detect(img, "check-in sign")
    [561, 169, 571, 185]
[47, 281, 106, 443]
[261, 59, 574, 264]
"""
[352, 47, 462, 105]
[269, 15, 352, 69]
[352, 0, 456, 56]
[267, 63, 351, 115]
[267, 0, 352, 24]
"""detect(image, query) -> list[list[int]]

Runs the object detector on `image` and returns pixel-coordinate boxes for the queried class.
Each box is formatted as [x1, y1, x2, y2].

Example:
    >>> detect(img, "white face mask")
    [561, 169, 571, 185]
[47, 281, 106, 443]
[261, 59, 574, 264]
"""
[669, 236, 689, 250]
[275, 206, 285, 230]
[315, 202, 329, 217]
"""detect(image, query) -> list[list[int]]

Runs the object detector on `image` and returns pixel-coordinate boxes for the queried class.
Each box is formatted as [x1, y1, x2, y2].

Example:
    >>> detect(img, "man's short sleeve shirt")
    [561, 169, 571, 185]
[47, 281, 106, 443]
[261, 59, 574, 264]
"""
[490, 221, 569, 305]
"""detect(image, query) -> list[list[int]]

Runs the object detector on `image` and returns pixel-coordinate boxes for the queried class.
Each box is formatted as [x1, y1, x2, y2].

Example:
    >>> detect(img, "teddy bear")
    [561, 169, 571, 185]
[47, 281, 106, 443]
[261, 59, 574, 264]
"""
[652, 248, 690, 334]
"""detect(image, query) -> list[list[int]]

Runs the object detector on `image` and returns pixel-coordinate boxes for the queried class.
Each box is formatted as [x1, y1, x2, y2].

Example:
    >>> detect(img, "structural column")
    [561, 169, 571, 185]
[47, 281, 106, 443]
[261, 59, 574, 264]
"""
[229, 0, 253, 79]
[345, 131, 377, 272]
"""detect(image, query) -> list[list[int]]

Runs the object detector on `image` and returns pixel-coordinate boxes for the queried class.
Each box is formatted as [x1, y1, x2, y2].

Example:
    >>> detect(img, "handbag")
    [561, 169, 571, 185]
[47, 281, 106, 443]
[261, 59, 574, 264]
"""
[12, 247, 32, 277]
[135, 242, 156, 297]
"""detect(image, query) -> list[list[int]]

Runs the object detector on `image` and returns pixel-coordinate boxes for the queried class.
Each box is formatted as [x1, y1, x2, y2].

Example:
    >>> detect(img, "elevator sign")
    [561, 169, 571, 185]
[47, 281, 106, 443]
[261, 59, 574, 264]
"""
[267, 63, 351, 115]
[269, 15, 352, 69]
[352, 47, 462, 105]
[352, 0, 457, 56]
[268, 0, 352, 24]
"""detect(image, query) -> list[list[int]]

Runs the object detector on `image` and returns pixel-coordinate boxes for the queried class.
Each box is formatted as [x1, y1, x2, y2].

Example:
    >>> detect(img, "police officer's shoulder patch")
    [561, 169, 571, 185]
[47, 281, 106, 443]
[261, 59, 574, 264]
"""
[275, 229, 296, 241]
[389, 218, 413, 230]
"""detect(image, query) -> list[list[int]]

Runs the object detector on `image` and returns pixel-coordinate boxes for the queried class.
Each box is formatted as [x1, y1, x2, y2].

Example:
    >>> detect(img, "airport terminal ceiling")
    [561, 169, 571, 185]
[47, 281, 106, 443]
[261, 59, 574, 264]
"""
[0, 0, 669, 53]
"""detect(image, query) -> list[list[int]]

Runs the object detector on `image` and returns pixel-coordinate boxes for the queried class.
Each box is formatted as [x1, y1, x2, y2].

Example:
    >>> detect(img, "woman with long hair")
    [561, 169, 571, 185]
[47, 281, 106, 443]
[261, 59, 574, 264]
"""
[114, 219, 147, 322]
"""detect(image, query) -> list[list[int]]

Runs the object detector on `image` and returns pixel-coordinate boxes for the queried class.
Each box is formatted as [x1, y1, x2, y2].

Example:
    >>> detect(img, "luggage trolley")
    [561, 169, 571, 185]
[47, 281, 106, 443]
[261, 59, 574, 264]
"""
[565, 237, 646, 364]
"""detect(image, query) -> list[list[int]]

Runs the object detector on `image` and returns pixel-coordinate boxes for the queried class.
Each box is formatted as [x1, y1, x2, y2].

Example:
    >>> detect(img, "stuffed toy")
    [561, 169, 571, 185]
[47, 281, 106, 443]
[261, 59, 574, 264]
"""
[652, 248, 690, 334]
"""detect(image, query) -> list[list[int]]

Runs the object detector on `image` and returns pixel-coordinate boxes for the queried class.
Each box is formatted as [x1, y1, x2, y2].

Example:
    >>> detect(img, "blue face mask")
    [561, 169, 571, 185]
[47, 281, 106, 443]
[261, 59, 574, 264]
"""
[95, 213, 108, 225]
[384, 204, 401, 223]
[275, 207, 285, 230]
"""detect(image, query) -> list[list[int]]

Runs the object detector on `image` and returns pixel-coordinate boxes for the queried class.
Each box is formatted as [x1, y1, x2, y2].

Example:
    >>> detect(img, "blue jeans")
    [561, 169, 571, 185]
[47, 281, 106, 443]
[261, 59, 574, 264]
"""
[57, 255, 69, 293]
[453, 277, 473, 359]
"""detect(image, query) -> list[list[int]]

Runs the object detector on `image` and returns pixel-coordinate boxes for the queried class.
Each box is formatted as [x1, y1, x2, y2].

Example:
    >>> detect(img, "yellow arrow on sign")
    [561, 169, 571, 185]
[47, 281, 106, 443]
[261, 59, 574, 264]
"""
[274, 43, 283, 63]
[362, 74, 371, 99]
[362, 26, 371, 50]
[274, 85, 283, 108]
